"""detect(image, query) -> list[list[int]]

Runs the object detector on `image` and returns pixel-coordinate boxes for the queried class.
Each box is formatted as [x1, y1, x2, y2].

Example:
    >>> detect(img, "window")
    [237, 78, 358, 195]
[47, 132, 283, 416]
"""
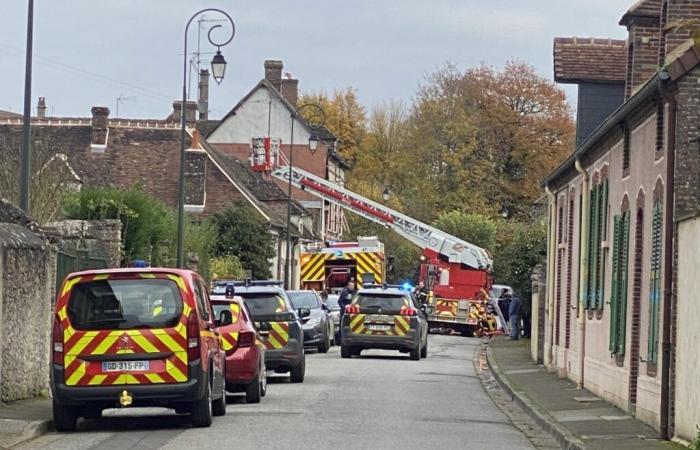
[585, 179, 608, 310]
[647, 200, 663, 370]
[623, 124, 631, 176]
[655, 100, 665, 158]
[609, 211, 631, 356]
[193, 280, 210, 322]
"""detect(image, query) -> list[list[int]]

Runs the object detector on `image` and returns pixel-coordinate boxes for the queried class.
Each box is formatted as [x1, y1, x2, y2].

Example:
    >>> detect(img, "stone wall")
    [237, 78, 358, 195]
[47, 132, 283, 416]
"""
[48, 219, 122, 267]
[0, 223, 55, 402]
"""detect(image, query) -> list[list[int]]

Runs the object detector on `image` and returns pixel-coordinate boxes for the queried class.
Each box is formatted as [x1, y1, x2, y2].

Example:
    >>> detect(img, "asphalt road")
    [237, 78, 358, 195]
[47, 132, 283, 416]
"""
[19, 335, 534, 450]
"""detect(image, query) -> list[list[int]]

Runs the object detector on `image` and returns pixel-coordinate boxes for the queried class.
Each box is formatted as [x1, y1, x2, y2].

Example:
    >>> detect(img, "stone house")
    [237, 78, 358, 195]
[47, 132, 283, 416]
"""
[541, 0, 700, 441]
[206, 60, 350, 241]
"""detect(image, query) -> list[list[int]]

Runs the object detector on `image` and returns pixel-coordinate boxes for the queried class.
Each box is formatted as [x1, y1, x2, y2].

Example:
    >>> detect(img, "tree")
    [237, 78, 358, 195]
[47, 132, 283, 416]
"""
[432, 211, 497, 251]
[211, 202, 275, 279]
[210, 255, 245, 281]
[492, 220, 547, 300]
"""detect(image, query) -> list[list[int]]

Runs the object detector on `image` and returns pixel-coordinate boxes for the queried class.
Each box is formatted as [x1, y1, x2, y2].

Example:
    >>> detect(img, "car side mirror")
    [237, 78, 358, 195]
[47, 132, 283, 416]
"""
[298, 308, 311, 319]
[217, 310, 233, 327]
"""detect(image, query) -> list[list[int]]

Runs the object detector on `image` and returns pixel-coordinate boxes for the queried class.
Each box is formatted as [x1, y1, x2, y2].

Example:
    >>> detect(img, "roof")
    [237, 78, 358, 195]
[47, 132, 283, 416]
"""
[620, 0, 662, 26]
[66, 267, 195, 278]
[543, 41, 700, 188]
[212, 79, 339, 144]
[0, 110, 22, 119]
[0, 223, 49, 249]
[553, 37, 628, 84]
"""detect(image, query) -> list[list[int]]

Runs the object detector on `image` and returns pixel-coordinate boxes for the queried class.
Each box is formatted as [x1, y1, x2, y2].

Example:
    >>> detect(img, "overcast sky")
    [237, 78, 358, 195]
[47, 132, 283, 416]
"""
[0, 0, 632, 119]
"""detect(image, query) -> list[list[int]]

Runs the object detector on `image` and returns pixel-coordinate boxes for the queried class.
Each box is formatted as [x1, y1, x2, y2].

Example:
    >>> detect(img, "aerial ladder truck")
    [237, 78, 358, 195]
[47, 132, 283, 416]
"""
[271, 165, 495, 337]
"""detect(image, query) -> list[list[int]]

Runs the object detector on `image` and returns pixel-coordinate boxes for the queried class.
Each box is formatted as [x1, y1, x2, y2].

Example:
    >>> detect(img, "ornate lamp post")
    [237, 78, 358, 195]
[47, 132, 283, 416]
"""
[176, 9, 235, 268]
[285, 103, 325, 288]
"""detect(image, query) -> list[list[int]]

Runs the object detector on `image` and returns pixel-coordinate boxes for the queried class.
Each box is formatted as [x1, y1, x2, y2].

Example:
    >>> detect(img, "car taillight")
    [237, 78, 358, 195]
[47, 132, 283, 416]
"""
[345, 305, 360, 314]
[52, 316, 63, 365]
[238, 331, 256, 348]
[186, 314, 200, 362]
[400, 307, 418, 317]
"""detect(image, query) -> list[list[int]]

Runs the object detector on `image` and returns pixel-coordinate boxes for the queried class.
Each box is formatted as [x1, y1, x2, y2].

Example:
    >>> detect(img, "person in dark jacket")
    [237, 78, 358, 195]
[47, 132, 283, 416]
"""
[508, 294, 522, 340]
[337, 280, 356, 345]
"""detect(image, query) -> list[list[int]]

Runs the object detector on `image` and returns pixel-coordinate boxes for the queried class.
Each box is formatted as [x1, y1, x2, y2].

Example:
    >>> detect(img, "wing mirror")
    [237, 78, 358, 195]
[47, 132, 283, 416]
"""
[216, 309, 233, 327]
[298, 308, 311, 319]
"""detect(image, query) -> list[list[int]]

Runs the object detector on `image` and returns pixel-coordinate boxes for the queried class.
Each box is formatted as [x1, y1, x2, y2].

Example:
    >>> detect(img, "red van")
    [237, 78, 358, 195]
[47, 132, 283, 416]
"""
[210, 290, 267, 403]
[51, 268, 226, 431]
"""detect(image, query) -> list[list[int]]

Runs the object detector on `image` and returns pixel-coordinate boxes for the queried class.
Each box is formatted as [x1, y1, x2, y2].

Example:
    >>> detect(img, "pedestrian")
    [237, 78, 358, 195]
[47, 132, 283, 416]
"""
[413, 281, 429, 305]
[337, 280, 356, 345]
[508, 293, 522, 340]
[498, 289, 511, 323]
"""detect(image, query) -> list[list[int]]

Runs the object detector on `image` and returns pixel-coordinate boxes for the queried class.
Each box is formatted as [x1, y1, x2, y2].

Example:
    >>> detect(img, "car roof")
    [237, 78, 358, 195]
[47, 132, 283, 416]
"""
[234, 285, 286, 295]
[67, 267, 195, 279]
[357, 287, 408, 296]
[209, 295, 244, 303]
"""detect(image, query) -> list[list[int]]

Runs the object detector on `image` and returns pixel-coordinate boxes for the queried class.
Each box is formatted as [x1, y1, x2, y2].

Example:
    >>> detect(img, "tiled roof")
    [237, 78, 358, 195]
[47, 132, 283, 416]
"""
[620, 0, 662, 26]
[553, 37, 628, 84]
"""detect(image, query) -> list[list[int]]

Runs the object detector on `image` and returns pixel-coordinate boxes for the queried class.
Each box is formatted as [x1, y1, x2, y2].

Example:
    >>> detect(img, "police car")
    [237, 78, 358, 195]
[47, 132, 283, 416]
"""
[221, 281, 307, 383]
[340, 284, 432, 360]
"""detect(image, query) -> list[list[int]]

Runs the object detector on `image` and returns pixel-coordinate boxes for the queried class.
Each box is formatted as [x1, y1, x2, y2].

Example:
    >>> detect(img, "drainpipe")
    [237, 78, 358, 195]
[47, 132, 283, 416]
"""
[544, 184, 557, 368]
[575, 158, 589, 389]
[659, 79, 676, 441]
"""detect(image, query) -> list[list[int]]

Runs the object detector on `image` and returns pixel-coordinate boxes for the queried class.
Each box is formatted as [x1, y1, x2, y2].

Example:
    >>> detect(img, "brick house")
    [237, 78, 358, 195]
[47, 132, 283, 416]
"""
[541, 0, 700, 441]
[206, 60, 349, 241]
[0, 101, 311, 282]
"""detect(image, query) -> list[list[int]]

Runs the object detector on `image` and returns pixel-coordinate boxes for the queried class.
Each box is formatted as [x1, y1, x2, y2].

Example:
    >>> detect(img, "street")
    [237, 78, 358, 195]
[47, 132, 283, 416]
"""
[19, 335, 533, 450]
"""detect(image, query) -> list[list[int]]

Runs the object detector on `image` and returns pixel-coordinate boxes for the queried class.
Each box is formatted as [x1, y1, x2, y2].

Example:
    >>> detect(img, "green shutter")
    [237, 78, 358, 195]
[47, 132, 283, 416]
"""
[609, 215, 621, 353]
[617, 211, 631, 355]
[588, 187, 600, 309]
[647, 202, 663, 363]
[597, 181, 609, 310]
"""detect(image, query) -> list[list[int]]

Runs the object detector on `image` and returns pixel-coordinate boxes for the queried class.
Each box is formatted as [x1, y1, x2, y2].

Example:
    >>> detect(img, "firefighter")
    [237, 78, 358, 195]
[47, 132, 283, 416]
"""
[413, 281, 429, 305]
[338, 280, 356, 318]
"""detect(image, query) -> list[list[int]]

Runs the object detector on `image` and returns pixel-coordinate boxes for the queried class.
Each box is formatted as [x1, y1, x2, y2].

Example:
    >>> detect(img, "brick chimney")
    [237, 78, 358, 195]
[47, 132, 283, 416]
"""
[37, 97, 46, 119]
[264, 60, 283, 91]
[198, 69, 209, 121]
[91, 106, 109, 150]
[172, 100, 198, 124]
[620, 0, 662, 98]
[280, 77, 299, 107]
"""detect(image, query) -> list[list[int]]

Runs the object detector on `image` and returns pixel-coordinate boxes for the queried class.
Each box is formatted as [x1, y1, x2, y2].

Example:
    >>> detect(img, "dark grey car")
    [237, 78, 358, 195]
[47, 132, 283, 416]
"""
[340, 286, 432, 360]
[288, 290, 333, 353]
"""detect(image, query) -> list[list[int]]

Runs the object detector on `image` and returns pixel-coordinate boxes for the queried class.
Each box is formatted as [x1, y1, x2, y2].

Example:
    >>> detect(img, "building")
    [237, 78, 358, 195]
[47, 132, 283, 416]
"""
[206, 60, 349, 241]
[541, 0, 700, 442]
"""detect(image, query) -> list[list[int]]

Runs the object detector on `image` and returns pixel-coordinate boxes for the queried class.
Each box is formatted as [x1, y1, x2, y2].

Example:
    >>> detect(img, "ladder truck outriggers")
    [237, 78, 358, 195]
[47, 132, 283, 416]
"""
[271, 165, 494, 337]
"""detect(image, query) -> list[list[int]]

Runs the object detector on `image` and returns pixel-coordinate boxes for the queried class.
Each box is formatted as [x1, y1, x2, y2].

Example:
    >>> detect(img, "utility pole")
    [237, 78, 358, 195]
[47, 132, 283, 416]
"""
[19, 0, 34, 213]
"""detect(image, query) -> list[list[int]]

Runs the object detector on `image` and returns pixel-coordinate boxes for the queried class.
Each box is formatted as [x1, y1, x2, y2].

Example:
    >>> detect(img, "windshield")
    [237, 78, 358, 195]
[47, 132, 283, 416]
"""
[490, 286, 510, 299]
[288, 292, 320, 309]
[67, 278, 183, 330]
[355, 294, 409, 311]
[240, 293, 288, 316]
[326, 295, 340, 310]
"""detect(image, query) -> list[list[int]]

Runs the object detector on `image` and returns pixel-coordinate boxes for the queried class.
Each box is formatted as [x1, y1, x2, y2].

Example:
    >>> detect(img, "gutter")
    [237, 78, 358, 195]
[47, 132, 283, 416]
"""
[544, 184, 557, 368]
[659, 75, 676, 441]
[541, 73, 662, 188]
[574, 159, 589, 389]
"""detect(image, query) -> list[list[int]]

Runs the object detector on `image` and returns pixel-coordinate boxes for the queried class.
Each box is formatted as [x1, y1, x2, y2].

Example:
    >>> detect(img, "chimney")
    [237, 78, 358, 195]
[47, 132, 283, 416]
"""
[198, 69, 209, 121]
[171, 100, 198, 124]
[91, 106, 110, 150]
[264, 60, 283, 91]
[280, 78, 299, 107]
[37, 97, 46, 119]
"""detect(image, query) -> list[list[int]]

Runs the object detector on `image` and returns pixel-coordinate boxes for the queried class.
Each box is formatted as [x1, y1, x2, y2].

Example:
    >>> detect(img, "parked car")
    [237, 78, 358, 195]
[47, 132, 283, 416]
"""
[210, 284, 266, 403]
[231, 281, 307, 383]
[325, 294, 341, 337]
[287, 290, 334, 353]
[340, 284, 431, 360]
[51, 268, 226, 431]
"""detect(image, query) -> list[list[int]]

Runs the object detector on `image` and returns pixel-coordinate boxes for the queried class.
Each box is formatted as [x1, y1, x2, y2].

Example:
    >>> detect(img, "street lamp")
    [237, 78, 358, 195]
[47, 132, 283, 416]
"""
[19, 0, 34, 213]
[176, 9, 235, 268]
[285, 103, 325, 289]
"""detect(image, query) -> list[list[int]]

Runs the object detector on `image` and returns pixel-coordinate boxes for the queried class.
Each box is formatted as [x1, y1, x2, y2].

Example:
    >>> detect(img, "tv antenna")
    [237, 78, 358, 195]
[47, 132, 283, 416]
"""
[115, 94, 137, 118]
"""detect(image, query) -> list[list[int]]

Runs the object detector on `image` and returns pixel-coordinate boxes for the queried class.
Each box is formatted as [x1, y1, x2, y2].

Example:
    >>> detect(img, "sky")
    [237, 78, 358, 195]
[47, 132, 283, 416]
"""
[0, 0, 632, 120]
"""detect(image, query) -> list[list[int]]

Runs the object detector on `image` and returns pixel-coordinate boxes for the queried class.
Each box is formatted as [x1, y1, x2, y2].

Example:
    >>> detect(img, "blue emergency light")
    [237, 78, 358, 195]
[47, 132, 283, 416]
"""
[402, 282, 413, 291]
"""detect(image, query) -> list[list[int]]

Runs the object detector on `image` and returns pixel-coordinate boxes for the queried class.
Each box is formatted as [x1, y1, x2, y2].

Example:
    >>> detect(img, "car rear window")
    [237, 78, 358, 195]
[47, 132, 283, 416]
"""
[288, 292, 320, 309]
[239, 293, 288, 316]
[67, 278, 183, 330]
[211, 302, 241, 322]
[355, 294, 409, 311]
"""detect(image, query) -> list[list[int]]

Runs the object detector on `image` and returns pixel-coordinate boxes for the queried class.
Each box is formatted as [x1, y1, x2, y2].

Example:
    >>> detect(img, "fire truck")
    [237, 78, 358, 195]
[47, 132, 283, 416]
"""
[299, 237, 385, 292]
[271, 165, 494, 337]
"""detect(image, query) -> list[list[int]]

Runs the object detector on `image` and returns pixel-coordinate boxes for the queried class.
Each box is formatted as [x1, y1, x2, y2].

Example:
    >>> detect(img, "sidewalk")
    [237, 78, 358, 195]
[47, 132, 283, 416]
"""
[486, 337, 685, 450]
[0, 398, 52, 449]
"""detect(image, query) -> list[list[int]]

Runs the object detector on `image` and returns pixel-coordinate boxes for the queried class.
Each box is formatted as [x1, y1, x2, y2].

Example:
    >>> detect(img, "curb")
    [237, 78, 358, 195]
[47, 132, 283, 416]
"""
[485, 341, 587, 450]
[0, 418, 52, 449]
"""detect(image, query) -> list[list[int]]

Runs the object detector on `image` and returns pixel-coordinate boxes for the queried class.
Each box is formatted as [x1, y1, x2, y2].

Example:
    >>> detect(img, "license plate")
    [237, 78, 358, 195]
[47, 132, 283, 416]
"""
[367, 324, 391, 331]
[367, 314, 391, 323]
[102, 361, 150, 372]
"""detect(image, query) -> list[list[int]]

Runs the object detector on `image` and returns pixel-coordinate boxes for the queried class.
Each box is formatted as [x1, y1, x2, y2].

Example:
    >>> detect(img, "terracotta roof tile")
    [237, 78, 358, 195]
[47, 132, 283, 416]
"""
[553, 37, 628, 84]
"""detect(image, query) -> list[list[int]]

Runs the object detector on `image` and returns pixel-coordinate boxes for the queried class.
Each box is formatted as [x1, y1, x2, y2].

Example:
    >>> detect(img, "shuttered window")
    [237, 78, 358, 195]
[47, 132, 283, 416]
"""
[647, 201, 663, 364]
[585, 180, 608, 310]
[609, 211, 630, 355]
[596, 180, 609, 310]
[586, 187, 599, 309]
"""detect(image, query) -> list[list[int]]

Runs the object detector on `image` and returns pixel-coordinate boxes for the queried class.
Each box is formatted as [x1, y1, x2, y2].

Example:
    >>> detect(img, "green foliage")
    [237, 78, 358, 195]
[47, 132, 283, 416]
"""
[211, 202, 275, 279]
[432, 211, 497, 251]
[209, 255, 245, 281]
[61, 186, 174, 266]
[182, 219, 217, 280]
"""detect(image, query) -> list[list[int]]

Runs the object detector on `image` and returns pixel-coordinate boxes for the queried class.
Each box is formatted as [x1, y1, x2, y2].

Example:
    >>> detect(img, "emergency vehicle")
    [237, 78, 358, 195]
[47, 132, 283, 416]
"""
[271, 165, 494, 337]
[299, 236, 385, 291]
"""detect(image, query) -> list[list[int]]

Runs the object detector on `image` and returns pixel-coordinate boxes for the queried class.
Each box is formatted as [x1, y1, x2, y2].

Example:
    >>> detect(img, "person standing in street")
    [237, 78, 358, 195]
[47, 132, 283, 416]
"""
[337, 280, 356, 345]
[413, 281, 429, 305]
[508, 293, 522, 340]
